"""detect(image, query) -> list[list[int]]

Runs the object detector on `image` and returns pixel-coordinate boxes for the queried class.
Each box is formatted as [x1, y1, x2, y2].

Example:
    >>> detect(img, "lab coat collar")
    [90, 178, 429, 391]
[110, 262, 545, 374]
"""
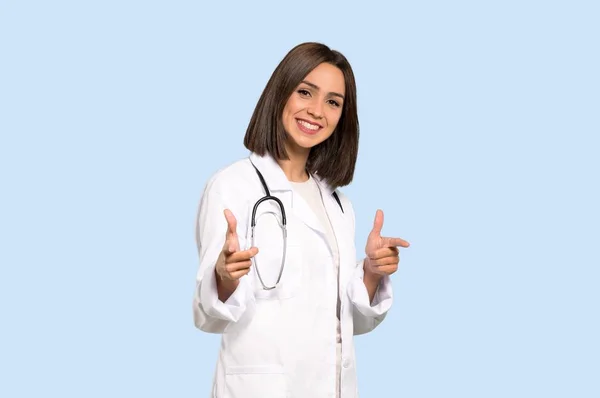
[312, 173, 334, 197]
[248, 151, 334, 196]
[248, 152, 337, 237]
[248, 151, 293, 192]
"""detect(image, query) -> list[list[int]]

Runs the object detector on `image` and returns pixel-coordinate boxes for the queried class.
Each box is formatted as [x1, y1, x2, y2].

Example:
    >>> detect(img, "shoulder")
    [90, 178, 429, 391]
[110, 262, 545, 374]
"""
[197, 156, 259, 215]
[203, 156, 254, 196]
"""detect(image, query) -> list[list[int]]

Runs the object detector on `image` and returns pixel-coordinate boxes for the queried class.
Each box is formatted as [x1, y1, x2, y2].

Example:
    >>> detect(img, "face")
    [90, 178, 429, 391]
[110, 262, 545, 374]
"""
[281, 62, 345, 155]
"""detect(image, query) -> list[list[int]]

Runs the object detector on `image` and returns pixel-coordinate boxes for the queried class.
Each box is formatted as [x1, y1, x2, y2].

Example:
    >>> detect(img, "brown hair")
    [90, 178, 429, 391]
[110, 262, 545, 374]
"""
[243, 42, 359, 188]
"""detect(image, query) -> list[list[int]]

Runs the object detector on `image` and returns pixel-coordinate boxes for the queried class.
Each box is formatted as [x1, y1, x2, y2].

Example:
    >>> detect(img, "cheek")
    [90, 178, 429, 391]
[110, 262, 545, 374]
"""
[282, 101, 293, 120]
[284, 98, 302, 116]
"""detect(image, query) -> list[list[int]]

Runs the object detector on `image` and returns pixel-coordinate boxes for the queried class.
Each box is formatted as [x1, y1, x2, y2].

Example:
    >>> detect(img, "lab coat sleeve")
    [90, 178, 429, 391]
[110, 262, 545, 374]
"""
[347, 258, 393, 335]
[343, 196, 393, 335]
[192, 179, 255, 334]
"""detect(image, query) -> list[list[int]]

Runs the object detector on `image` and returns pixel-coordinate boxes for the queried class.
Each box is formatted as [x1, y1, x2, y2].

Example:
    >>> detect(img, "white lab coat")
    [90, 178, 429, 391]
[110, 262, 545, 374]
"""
[193, 152, 393, 398]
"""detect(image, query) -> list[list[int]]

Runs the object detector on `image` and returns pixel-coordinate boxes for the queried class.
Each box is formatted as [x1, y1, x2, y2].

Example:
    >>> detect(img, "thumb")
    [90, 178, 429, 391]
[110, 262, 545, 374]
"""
[224, 209, 237, 235]
[370, 209, 384, 236]
[223, 209, 239, 253]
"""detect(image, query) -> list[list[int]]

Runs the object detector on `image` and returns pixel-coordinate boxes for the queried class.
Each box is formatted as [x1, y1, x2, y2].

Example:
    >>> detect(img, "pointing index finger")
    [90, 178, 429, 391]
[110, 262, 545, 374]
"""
[228, 247, 259, 262]
[383, 237, 410, 248]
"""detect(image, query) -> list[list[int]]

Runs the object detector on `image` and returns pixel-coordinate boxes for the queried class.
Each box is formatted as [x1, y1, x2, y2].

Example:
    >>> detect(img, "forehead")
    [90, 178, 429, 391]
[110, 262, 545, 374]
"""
[302, 63, 345, 95]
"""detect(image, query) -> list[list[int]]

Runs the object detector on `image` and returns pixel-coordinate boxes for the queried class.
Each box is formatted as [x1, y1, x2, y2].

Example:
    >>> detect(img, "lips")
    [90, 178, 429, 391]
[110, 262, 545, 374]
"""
[296, 118, 322, 135]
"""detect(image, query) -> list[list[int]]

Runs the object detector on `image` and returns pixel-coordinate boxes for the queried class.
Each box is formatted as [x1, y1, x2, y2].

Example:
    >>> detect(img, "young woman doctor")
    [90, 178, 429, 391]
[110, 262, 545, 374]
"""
[193, 42, 410, 398]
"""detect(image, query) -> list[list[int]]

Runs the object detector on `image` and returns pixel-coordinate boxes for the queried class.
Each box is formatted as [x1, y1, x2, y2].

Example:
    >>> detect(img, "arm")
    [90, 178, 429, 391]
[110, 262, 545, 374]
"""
[345, 198, 408, 335]
[192, 180, 255, 334]
[363, 267, 384, 303]
[339, 197, 393, 335]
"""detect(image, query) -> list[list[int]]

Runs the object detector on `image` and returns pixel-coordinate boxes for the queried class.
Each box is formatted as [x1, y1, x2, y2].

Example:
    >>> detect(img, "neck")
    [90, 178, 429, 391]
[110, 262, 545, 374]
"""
[278, 146, 310, 182]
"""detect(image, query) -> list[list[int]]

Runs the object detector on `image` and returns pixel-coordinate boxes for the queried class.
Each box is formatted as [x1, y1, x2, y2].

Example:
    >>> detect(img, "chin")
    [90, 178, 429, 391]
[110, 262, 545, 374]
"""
[295, 134, 326, 149]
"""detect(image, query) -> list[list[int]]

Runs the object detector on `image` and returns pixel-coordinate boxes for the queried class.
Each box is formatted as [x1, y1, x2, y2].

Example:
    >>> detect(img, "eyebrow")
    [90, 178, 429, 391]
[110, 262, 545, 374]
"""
[301, 80, 345, 100]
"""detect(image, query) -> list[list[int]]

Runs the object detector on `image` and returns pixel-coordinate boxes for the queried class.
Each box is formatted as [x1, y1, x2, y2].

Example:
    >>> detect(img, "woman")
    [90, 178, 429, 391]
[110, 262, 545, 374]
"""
[193, 42, 409, 398]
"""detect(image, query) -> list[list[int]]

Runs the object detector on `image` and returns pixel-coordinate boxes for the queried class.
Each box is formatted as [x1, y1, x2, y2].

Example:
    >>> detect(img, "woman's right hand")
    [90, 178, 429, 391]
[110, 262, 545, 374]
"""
[215, 209, 259, 302]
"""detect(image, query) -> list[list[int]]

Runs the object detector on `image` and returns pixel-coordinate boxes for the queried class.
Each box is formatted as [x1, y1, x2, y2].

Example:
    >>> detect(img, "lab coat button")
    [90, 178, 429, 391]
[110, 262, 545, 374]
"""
[343, 359, 351, 368]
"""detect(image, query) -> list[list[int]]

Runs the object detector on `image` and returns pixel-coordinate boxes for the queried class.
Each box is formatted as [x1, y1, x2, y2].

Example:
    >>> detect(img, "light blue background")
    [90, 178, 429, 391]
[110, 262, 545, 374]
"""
[1, 1, 599, 397]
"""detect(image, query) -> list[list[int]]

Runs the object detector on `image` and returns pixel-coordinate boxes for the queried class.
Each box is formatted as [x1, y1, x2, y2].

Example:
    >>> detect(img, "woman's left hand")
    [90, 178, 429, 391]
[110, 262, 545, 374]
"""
[364, 209, 410, 278]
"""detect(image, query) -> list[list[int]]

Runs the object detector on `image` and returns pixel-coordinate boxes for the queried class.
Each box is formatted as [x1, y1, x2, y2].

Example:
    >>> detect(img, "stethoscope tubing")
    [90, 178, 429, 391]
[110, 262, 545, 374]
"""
[249, 160, 287, 290]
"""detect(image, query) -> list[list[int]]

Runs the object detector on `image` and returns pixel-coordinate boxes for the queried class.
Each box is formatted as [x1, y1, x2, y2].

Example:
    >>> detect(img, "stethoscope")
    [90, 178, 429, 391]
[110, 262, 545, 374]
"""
[249, 160, 344, 290]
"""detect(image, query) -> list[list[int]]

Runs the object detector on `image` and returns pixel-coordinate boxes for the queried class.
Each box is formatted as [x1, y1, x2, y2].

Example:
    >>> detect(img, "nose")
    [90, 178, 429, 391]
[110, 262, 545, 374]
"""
[307, 99, 324, 119]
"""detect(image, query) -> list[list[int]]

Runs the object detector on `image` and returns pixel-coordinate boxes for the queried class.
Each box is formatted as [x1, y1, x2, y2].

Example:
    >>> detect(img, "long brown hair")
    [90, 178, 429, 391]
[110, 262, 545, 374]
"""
[243, 42, 359, 188]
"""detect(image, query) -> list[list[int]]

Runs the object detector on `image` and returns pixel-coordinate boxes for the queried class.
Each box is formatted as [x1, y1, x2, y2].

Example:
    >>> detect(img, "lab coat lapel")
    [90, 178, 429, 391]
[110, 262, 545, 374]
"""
[290, 187, 325, 236]
[314, 175, 354, 294]
[248, 152, 290, 193]
[313, 175, 349, 252]
[248, 152, 324, 235]
[313, 175, 343, 234]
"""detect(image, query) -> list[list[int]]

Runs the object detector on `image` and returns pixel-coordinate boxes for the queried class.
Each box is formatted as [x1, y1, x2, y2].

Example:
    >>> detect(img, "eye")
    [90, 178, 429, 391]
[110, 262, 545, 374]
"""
[328, 99, 341, 108]
[297, 89, 311, 97]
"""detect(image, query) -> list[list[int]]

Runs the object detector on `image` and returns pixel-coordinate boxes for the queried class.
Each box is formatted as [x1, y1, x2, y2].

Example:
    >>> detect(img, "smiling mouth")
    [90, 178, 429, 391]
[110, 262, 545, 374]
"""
[296, 118, 322, 134]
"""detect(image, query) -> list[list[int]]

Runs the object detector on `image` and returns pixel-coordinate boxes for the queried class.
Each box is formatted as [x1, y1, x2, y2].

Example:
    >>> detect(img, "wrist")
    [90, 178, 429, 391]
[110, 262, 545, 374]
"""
[362, 258, 382, 304]
[215, 268, 239, 301]
[363, 258, 383, 283]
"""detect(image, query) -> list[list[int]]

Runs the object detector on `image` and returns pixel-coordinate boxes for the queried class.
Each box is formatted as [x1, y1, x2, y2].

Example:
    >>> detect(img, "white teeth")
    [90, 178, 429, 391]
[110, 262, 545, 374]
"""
[298, 120, 319, 130]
